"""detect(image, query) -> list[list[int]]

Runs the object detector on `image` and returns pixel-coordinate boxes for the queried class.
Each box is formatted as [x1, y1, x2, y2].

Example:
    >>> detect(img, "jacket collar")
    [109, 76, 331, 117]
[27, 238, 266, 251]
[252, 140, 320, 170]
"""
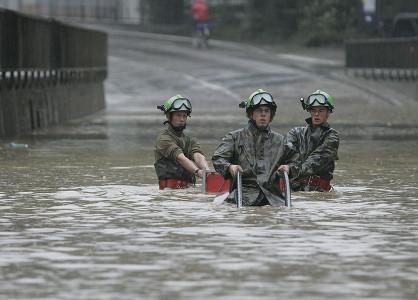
[248, 119, 271, 136]
[167, 123, 184, 137]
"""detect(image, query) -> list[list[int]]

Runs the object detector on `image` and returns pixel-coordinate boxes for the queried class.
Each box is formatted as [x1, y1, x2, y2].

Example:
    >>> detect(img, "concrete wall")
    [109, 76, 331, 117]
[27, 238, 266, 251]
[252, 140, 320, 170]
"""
[0, 76, 106, 139]
[0, 9, 107, 140]
[0, 0, 141, 24]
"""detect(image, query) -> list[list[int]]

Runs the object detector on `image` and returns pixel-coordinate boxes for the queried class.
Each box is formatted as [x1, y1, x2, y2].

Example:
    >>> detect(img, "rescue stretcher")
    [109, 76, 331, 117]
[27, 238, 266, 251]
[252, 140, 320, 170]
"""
[202, 170, 291, 207]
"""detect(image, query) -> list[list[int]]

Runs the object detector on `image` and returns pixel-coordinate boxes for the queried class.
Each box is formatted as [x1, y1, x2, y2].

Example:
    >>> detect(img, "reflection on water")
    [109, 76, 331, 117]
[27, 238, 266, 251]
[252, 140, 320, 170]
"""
[0, 140, 417, 300]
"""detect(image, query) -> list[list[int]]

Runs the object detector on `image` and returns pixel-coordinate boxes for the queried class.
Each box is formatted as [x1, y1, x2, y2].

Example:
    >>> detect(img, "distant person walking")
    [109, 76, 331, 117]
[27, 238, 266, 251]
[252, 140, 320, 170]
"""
[154, 95, 209, 190]
[191, 0, 209, 23]
[278, 90, 339, 192]
[190, 0, 210, 48]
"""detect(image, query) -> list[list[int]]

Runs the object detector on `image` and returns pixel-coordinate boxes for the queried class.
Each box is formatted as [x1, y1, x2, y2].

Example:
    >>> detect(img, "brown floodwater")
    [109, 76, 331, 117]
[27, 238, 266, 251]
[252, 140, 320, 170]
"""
[2, 25, 418, 300]
[1, 133, 417, 300]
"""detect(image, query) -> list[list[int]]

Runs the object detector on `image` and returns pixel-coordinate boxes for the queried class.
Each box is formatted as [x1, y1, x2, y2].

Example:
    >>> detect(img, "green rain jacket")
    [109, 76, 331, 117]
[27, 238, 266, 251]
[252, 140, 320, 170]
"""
[284, 117, 339, 191]
[212, 120, 286, 206]
[154, 124, 204, 183]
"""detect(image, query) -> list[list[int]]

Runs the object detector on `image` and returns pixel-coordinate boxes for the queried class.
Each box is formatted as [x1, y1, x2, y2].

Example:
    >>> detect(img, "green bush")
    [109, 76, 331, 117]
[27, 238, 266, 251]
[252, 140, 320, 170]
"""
[298, 0, 362, 46]
[207, 0, 362, 46]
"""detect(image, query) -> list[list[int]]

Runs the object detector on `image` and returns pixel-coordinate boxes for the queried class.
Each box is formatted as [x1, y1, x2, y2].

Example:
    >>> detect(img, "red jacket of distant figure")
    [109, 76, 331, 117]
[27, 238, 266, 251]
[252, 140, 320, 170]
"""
[191, 0, 209, 22]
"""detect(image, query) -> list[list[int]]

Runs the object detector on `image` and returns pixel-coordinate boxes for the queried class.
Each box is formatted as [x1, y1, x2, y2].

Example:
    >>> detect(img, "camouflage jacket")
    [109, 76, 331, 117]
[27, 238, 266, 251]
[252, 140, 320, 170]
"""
[283, 117, 339, 191]
[212, 120, 286, 206]
[154, 124, 204, 182]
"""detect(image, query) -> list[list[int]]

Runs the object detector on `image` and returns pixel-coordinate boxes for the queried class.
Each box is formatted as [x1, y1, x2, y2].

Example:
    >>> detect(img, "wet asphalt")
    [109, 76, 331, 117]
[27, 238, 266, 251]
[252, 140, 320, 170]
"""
[26, 24, 418, 144]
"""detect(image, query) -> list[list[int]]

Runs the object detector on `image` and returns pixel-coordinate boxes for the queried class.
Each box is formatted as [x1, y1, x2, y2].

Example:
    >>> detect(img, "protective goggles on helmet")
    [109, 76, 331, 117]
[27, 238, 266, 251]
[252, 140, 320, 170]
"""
[251, 92, 274, 106]
[171, 98, 192, 111]
[306, 94, 329, 107]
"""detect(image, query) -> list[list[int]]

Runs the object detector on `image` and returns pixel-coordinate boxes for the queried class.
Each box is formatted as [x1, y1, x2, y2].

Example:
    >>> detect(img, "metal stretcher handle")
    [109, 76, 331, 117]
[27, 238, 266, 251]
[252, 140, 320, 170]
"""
[236, 170, 243, 208]
[278, 170, 291, 207]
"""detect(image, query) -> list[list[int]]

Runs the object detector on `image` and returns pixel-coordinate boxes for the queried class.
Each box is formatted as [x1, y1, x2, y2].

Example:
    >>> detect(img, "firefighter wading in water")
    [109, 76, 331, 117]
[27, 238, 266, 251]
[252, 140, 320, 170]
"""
[154, 95, 209, 190]
[278, 90, 339, 192]
[212, 89, 287, 206]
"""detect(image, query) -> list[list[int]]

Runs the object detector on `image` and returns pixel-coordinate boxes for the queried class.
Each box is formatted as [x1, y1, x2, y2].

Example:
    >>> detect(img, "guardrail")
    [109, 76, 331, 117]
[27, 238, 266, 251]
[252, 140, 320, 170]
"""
[345, 37, 418, 80]
[0, 9, 107, 139]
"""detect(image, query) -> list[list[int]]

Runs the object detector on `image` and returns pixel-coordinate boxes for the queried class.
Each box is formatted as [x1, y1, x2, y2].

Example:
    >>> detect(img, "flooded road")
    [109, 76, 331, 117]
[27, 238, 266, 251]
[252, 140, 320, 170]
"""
[2, 27, 418, 299]
[1, 139, 418, 300]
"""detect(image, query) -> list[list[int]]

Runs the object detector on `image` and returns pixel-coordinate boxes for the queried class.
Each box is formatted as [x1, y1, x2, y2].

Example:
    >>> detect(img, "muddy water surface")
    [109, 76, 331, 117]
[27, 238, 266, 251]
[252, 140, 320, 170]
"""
[1, 137, 417, 300]
[2, 25, 418, 300]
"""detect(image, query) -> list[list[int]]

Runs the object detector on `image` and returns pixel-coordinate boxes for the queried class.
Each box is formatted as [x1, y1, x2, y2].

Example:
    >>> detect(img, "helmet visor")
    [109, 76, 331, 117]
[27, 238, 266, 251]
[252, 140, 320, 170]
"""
[251, 93, 274, 106]
[306, 94, 328, 106]
[172, 98, 192, 111]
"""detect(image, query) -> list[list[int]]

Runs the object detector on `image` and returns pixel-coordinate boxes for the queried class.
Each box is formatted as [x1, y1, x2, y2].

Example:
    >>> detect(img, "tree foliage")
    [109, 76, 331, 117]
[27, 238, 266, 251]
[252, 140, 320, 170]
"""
[144, 0, 185, 25]
[240, 0, 362, 45]
[242, 0, 300, 40]
[298, 0, 363, 46]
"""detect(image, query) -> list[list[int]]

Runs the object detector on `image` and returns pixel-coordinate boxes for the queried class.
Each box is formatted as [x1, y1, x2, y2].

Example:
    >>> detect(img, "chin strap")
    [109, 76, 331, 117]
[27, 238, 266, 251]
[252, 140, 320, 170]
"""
[173, 124, 186, 131]
[164, 121, 186, 131]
